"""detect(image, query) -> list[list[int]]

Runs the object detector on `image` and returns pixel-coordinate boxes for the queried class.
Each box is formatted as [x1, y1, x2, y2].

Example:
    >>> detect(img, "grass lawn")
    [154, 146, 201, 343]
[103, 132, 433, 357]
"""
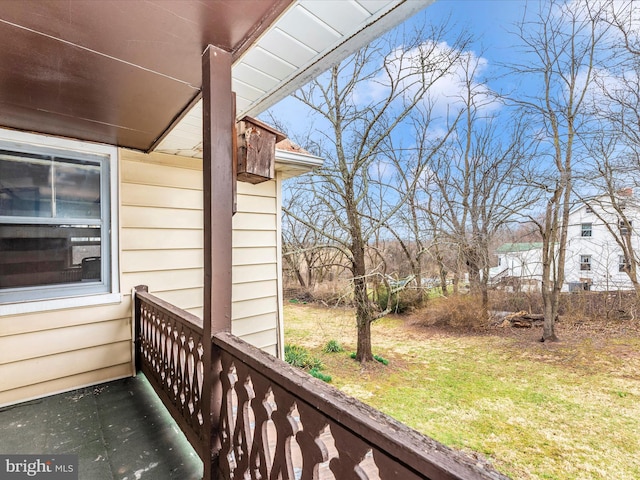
[284, 302, 640, 480]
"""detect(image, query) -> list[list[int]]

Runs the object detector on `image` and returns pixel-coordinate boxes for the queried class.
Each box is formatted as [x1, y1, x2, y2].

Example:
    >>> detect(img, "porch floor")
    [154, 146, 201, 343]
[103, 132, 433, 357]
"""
[0, 374, 203, 480]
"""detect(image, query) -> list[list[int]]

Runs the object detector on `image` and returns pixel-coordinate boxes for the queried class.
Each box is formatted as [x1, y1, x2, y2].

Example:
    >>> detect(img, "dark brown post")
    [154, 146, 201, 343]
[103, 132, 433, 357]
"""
[202, 44, 234, 479]
[133, 285, 148, 372]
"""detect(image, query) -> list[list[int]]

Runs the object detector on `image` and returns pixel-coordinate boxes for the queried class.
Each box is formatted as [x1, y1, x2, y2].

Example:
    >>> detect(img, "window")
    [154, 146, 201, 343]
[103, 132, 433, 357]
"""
[580, 255, 591, 271]
[0, 133, 117, 304]
[619, 256, 631, 273]
[581, 223, 592, 237]
[585, 205, 593, 213]
[619, 219, 632, 236]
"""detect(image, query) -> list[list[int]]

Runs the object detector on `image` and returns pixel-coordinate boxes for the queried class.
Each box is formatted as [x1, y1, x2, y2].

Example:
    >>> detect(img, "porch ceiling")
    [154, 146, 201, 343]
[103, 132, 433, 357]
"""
[0, 0, 432, 154]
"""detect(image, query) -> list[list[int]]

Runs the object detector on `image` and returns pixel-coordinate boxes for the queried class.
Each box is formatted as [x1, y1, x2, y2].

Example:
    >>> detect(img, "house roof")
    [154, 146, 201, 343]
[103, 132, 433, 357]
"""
[0, 0, 433, 155]
[275, 139, 323, 179]
[570, 188, 638, 216]
[496, 242, 544, 253]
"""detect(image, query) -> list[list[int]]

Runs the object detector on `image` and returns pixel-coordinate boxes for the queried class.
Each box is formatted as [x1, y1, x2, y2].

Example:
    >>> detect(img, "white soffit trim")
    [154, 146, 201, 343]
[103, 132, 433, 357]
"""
[155, 0, 434, 158]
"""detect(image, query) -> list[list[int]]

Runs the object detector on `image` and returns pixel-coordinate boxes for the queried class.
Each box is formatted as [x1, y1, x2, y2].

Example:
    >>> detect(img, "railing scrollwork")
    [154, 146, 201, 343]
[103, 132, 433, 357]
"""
[134, 286, 207, 460]
[134, 286, 508, 479]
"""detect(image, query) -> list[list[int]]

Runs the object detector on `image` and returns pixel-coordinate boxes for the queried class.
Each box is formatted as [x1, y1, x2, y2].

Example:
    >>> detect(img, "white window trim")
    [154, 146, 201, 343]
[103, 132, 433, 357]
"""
[0, 293, 122, 316]
[0, 129, 120, 315]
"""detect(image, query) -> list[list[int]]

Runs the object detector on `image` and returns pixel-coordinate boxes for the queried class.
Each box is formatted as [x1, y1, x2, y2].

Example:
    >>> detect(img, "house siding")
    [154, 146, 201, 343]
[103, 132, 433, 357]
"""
[0, 148, 282, 406]
[564, 203, 640, 291]
[232, 180, 280, 356]
[491, 196, 640, 293]
[121, 149, 281, 353]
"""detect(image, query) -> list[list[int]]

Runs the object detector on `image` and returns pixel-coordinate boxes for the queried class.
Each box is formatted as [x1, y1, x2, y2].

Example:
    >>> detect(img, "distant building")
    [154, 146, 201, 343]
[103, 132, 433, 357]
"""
[491, 189, 640, 292]
[489, 242, 544, 292]
[564, 189, 639, 292]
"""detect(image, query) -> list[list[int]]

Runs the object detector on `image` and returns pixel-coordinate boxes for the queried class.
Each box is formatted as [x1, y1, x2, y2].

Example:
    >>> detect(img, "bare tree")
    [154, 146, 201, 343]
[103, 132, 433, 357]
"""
[282, 180, 347, 290]
[411, 50, 535, 320]
[606, 0, 640, 57]
[579, 132, 640, 297]
[381, 126, 435, 302]
[598, 1, 640, 166]
[283, 22, 469, 362]
[508, 0, 607, 341]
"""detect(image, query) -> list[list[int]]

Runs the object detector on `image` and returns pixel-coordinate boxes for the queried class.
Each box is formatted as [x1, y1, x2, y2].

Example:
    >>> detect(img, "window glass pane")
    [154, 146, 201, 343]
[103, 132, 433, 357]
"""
[54, 158, 101, 218]
[0, 224, 101, 289]
[0, 153, 53, 217]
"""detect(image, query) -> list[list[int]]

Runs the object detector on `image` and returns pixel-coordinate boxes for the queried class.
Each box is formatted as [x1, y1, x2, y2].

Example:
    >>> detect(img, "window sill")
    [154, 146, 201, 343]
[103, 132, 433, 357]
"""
[0, 292, 122, 316]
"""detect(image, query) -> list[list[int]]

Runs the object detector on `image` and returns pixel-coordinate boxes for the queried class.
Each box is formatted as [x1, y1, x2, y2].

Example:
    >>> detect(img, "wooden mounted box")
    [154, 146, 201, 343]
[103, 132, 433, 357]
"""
[236, 116, 286, 184]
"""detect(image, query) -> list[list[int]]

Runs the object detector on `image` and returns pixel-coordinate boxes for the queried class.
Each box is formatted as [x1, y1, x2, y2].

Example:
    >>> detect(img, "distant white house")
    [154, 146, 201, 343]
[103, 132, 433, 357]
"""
[491, 190, 640, 292]
[489, 242, 543, 292]
[564, 189, 640, 292]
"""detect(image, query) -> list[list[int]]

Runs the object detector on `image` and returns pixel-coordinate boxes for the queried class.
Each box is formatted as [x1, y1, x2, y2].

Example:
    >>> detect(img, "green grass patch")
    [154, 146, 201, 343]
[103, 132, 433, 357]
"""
[373, 354, 389, 365]
[284, 303, 640, 480]
[309, 368, 332, 382]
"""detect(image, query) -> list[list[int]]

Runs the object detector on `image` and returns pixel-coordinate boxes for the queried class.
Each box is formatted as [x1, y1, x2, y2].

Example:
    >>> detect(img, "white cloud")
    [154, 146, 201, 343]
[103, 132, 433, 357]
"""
[354, 40, 501, 120]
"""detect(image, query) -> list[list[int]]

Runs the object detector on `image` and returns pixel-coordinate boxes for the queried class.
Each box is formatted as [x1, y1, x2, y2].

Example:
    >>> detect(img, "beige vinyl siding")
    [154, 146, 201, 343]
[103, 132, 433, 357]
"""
[121, 151, 280, 348]
[0, 148, 282, 407]
[118, 151, 204, 325]
[121, 150, 281, 353]
[0, 315, 132, 407]
[232, 180, 279, 353]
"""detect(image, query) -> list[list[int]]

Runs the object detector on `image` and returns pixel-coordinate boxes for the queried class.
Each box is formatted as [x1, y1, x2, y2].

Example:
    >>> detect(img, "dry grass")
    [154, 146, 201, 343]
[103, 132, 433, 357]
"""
[409, 294, 488, 330]
[284, 302, 640, 480]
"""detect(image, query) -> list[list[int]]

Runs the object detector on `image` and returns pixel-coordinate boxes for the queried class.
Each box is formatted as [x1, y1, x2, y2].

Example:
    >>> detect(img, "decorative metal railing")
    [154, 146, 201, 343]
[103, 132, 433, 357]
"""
[134, 286, 508, 480]
[134, 286, 207, 460]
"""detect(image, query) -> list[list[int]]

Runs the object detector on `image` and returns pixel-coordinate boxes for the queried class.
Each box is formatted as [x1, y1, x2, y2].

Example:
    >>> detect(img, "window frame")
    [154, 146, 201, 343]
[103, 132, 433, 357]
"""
[619, 256, 631, 273]
[0, 129, 119, 309]
[581, 222, 592, 237]
[619, 219, 632, 236]
[579, 255, 591, 271]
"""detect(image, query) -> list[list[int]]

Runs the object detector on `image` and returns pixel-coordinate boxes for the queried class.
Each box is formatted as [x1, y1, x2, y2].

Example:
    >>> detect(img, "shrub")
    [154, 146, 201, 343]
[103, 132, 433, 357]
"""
[373, 354, 389, 365]
[411, 294, 487, 330]
[284, 344, 323, 370]
[489, 290, 543, 314]
[374, 285, 424, 314]
[489, 290, 639, 322]
[349, 351, 389, 365]
[323, 339, 344, 353]
[309, 368, 332, 383]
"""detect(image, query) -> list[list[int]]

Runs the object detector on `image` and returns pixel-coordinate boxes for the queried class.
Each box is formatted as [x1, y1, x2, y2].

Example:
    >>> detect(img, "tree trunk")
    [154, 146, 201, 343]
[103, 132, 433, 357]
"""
[435, 250, 448, 297]
[355, 298, 373, 362]
[480, 268, 489, 321]
[296, 268, 306, 289]
[354, 275, 374, 362]
[353, 240, 374, 362]
[541, 283, 559, 342]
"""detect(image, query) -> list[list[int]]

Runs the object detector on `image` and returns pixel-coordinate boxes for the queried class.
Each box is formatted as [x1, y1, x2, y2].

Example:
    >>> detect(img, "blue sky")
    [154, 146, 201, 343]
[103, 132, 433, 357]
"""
[264, 0, 534, 142]
[424, 0, 528, 58]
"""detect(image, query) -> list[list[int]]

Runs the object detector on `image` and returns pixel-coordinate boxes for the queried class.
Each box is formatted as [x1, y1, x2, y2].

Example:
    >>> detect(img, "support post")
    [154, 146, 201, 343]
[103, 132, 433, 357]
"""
[202, 44, 233, 479]
[132, 284, 149, 373]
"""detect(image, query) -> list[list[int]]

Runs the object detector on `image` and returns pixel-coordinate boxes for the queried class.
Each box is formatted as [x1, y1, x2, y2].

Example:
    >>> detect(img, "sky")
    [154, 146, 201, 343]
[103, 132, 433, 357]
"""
[264, 0, 639, 203]
[263, 0, 533, 138]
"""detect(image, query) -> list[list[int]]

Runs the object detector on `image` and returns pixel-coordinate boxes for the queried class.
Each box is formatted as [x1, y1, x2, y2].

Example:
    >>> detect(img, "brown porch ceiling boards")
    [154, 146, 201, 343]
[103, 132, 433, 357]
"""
[0, 0, 293, 151]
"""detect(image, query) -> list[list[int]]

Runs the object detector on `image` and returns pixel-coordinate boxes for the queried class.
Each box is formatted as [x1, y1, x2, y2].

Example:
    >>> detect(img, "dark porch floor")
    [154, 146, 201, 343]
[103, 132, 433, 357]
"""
[0, 374, 203, 480]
